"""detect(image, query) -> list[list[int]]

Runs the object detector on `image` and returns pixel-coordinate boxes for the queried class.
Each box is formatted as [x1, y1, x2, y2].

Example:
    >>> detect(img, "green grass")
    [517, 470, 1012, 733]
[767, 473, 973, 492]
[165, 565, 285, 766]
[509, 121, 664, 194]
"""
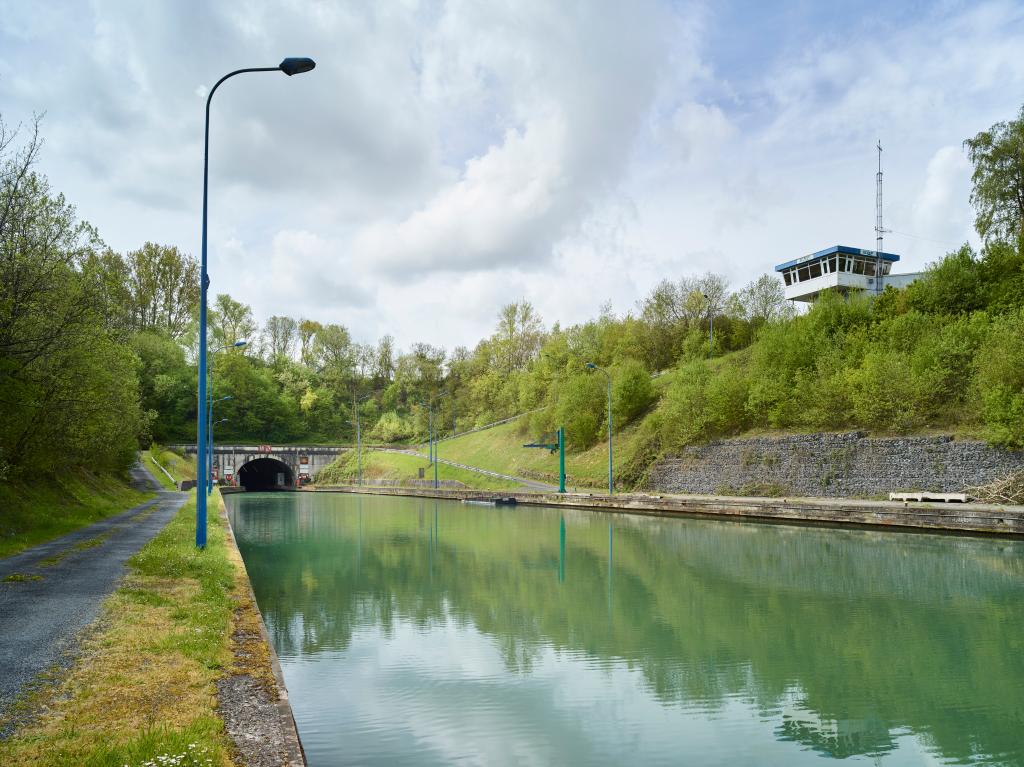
[146, 447, 196, 486]
[318, 449, 523, 491]
[426, 419, 646, 491]
[141, 450, 180, 490]
[0, 490, 237, 767]
[0, 470, 154, 559]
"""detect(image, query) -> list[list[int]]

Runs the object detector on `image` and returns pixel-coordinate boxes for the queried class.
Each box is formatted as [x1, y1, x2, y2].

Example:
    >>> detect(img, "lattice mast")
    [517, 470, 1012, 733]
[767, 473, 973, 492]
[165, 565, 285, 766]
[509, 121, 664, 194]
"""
[874, 141, 887, 293]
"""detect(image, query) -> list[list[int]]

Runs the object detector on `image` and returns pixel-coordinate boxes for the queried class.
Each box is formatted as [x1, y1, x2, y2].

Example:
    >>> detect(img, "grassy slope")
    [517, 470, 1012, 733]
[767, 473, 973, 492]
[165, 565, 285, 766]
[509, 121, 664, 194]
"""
[428, 419, 646, 491]
[0, 490, 237, 767]
[320, 449, 523, 491]
[0, 471, 154, 559]
[141, 450, 179, 491]
[150, 447, 197, 482]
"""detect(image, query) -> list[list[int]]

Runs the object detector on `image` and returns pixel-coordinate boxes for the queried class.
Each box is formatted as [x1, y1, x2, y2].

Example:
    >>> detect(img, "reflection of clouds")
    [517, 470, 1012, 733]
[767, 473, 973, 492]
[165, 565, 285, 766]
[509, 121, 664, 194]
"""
[282, 618, 950, 766]
[230, 494, 1024, 766]
[283, 621, 753, 765]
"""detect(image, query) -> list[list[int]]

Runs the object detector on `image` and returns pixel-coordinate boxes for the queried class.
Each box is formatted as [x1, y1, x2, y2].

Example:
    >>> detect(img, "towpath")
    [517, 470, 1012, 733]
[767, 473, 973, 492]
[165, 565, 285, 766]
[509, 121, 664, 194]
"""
[0, 462, 186, 735]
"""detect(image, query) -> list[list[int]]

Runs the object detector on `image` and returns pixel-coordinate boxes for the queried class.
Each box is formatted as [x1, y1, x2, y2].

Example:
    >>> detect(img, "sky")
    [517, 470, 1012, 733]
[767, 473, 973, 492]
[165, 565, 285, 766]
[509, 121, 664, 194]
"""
[2, 0, 1023, 351]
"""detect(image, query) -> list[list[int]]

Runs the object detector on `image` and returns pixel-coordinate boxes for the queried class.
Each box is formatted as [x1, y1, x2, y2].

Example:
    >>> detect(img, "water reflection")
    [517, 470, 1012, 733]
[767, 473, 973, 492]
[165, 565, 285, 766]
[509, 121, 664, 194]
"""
[229, 492, 1024, 767]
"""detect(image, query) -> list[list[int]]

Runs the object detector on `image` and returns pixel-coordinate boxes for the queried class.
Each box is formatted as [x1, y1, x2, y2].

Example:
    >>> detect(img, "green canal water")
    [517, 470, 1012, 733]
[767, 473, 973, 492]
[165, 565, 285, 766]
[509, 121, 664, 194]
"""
[226, 492, 1024, 766]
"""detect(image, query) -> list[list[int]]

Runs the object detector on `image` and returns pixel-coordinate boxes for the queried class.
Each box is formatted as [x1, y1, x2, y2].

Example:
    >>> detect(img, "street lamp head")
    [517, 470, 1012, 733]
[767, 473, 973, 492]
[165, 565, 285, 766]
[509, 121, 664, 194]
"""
[234, 340, 247, 348]
[216, 418, 229, 424]
[585, 362, 597, 370]
[279, 57, 316, 76]
[219, 395, 232, 402]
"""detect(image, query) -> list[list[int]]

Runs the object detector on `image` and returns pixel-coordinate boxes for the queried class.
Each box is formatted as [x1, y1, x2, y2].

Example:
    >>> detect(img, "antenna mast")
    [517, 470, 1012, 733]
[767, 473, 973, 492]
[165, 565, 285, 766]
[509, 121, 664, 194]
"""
[875, 141, 886, 293]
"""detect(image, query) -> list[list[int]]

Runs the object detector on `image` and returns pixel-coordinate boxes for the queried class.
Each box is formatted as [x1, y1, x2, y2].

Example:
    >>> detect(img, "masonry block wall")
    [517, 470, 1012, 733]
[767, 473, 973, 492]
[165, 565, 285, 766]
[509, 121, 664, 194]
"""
[647, 432, 1024, 498]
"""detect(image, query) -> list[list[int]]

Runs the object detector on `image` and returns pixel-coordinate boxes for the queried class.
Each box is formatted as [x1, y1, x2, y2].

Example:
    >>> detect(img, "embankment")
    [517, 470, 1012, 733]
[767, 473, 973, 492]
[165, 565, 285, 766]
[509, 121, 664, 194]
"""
[647, 432, 1024, 498]
[0, 468, 153, 558]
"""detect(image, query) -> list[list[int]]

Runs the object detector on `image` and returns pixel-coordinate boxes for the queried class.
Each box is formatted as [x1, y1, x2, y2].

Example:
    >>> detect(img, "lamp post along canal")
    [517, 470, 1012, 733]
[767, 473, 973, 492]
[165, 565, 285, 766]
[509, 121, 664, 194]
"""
[196, 57, 315, 549]
[703, 292, 715, 358]
[208, 395, 232, 494]
[586, 362, 613, 495]
[354, 393, 373, 486]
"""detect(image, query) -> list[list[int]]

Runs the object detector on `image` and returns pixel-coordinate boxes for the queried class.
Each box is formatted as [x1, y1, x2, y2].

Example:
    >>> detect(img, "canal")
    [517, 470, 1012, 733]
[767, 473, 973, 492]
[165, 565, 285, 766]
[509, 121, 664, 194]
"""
[226, 492, 1024, 766]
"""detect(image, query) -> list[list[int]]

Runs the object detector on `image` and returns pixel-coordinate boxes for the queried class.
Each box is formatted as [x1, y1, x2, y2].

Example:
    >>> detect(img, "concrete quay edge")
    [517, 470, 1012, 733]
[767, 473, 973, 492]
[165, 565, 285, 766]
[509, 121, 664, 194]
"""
[218, 495, 307, 767]
[311, 485, 1024, 537]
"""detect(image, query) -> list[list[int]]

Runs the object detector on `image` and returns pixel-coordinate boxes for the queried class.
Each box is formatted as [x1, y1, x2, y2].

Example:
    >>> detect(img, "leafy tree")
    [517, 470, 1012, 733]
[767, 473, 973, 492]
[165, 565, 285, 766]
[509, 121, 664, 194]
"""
[493, 301, 544, 375]
[965, 105, 1024, 243]
[263, 315, 298, 363]
[211, 293, 257, 349]
[121, 243, 199, 338]
[0, 115, 144, 477]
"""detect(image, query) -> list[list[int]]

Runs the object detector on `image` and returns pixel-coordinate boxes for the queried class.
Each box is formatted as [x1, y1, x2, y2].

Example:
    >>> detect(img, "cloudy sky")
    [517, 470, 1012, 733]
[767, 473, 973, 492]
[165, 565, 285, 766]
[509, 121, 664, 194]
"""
[2, 0, 1023, 350]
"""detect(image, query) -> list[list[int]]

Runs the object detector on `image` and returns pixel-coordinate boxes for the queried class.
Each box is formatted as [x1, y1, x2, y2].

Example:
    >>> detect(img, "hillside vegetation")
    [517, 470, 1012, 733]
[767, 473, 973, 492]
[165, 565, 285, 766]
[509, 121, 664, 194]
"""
[5, 104, 1024, 498]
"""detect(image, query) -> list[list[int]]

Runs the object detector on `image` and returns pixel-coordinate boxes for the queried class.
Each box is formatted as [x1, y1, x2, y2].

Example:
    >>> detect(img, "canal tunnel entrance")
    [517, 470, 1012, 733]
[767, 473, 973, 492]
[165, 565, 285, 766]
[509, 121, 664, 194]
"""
[237, 457, 294, 491]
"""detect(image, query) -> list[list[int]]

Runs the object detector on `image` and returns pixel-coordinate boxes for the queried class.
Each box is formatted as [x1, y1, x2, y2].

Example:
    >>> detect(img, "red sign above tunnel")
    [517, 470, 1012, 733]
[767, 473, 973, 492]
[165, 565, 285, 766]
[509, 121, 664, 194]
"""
[258, 444, 272, 454]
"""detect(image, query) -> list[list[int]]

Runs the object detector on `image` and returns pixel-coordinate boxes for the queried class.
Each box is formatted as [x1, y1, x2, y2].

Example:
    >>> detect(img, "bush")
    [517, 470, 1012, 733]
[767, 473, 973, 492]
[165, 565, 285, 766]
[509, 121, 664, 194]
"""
[613, 359, 655, 424]
[368, 411, 414, 442]
[553, 372, 606, 450]
[657, 361, 749, 450]
[973, 309, 1024, 447]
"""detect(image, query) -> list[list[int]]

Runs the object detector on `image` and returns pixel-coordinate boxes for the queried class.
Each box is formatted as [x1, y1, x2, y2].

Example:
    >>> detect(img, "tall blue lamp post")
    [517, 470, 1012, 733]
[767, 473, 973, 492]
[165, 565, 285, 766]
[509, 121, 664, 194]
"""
[586, 362, 613, 495]
[196, 57, 316, 548]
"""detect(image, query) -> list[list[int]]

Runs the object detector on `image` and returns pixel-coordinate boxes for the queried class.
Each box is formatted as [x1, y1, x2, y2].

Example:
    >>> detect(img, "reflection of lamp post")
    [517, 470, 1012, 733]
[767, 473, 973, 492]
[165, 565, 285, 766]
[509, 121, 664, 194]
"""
[431, 391, 451, 489]
[586, 362, 613, 495]
[196, 58, 316, 549]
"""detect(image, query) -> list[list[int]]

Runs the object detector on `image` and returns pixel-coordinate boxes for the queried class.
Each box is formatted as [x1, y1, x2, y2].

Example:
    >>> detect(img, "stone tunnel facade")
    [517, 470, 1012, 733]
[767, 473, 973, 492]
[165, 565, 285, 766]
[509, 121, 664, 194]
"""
[176, 444, 345, 489]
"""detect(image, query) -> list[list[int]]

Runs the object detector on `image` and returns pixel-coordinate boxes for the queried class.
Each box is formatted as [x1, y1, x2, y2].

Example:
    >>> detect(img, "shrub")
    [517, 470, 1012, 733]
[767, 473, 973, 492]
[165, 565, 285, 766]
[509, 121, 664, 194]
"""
[368, 411, 414, 442]
[613, 359, 655, 424]
[973, 309, 1024, 448]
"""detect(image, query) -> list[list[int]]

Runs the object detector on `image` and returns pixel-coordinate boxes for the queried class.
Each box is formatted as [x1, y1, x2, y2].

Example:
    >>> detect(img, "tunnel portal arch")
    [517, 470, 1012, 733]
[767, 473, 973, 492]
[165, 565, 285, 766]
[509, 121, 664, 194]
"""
[237, 457, 294, 491]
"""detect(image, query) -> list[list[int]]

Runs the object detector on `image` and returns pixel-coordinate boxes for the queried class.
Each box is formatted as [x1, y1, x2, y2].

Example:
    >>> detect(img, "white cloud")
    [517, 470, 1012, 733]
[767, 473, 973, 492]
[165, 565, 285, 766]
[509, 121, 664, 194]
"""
[1, 0, 1023, 353]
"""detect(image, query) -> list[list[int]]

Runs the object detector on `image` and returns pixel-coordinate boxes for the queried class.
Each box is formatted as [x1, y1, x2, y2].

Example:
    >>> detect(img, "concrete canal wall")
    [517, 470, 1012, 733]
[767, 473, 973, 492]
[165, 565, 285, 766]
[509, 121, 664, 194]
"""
[647, 432, 1024, 498]
[311, 485, 1024, 538]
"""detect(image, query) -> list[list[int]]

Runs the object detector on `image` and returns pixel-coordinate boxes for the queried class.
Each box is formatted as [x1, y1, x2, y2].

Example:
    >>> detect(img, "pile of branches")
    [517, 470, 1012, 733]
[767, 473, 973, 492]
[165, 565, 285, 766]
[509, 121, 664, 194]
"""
[967, 472, 1024, 505]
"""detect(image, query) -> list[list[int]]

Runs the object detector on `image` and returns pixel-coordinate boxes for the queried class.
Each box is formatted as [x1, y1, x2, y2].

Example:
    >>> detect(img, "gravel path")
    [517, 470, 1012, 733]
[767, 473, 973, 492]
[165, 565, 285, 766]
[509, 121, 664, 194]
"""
[0, 462, 186, 734]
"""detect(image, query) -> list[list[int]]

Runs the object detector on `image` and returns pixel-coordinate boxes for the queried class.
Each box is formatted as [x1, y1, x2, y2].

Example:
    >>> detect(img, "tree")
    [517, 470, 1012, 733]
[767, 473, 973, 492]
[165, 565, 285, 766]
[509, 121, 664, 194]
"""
[372, 334, 396, 385]
[121, 243, 199, 338]
[965, 105, 1024, 244]
[312, 324, 356, 383]
[298, 319, 322, 365]
[263, 315, 298, 363]
[0, 115, 145, 477]
[493, 301, 544, 374]
[211, 293, 257, 349]
[736, 274, 791, 324]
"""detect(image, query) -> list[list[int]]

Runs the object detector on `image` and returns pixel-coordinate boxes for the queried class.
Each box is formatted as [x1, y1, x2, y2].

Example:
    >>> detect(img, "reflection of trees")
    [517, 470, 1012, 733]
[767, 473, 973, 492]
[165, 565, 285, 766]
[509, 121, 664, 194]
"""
[229, 494, 1024, 764]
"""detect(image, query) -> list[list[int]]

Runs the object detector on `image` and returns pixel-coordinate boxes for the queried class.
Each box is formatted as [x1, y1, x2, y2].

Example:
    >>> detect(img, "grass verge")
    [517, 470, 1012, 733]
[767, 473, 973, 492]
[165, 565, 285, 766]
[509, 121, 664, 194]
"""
[0, 470, 153, 559]
[0, 490, 237, 767]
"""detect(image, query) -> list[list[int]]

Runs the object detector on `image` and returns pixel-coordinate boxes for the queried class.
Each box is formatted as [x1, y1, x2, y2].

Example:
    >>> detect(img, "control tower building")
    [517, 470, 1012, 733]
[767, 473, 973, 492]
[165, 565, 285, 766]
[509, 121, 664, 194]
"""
[775, 245, 922, 303]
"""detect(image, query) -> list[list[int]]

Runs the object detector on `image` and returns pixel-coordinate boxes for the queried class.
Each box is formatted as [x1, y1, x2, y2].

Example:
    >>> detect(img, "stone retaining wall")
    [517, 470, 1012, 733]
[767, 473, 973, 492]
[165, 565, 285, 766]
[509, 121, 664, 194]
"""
[647, 432, 1024, 498]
